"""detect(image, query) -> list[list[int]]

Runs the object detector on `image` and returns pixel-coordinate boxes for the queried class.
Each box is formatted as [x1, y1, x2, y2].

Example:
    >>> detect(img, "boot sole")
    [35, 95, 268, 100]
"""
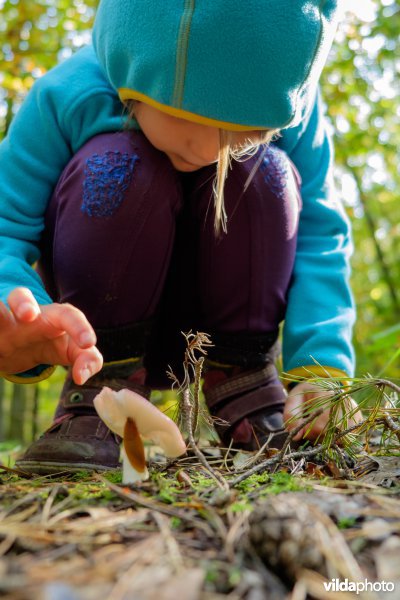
[15, 460, 120, 476]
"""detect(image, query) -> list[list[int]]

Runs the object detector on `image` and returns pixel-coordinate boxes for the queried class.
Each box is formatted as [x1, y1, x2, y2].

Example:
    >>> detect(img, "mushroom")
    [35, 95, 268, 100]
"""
[93, 387, 186, 484]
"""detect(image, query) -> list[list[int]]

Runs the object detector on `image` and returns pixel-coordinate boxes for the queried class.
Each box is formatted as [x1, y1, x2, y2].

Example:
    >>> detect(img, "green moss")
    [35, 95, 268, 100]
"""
[337, 516, 357, 529]
[236, 471, 309, 498]
[228, 567, 242, 587]
[67, 482, 118, 504]
[205, 566, 219, 584]
[229, 500, 252, 513]
[190, 472, 217, 492]
[67, 470, 95, 481]
[235, 472, 269, 493]
[103, 470, 122, 484]
[258, 472, 308, 495]
[204, 563, 243, 594]
[151, 471, 182, 504]
[170, 516, 182, 529]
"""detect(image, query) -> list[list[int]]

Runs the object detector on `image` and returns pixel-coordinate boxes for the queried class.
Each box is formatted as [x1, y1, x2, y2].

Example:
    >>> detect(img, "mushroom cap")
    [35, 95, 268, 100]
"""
[93, 387, 187, 457]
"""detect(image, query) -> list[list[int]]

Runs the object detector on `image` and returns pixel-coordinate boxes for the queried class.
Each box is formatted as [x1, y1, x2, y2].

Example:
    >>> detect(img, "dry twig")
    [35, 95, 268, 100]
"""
[168, 331, 229, 491]
[182, 387, 228, 490]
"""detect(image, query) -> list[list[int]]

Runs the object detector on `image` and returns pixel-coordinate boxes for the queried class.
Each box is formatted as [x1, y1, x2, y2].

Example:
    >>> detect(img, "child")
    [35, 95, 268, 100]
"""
[0, 0, 360, 473]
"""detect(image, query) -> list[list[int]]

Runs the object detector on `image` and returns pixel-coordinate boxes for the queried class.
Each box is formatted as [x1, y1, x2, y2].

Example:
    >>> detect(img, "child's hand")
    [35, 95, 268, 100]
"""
[0, 287, 103, 385]
[284, 381, 363, 442]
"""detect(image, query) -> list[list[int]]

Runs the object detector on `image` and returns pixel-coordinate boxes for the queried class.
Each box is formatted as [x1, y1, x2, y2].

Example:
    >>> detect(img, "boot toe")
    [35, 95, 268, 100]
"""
[15, 415, 121, 475]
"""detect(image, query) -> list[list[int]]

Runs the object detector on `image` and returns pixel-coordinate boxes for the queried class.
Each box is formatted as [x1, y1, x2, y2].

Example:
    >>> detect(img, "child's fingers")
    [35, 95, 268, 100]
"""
[300, 405, 330, 441]
[285, 385, 331, 441]
[285, 393, 306, 441]
[0, 300, 14, 325]
[41, 303, 97, 348]
[37, 335, 103, 385]
[346, 397, 364, 425]
[8, 292, 97, 350]
[7, 287, 41, 322]
[292, 426, 305, 442]
[70, 346, 104, 385]
[284, 389, 305, 431]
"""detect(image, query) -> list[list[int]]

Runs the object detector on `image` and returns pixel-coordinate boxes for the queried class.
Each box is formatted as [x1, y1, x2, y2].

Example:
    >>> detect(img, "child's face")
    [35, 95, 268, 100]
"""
[134, 102, 264, 172]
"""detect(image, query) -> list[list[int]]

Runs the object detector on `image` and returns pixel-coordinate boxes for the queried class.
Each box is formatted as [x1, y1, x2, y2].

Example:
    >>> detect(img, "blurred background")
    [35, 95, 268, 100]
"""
[0, 0, 399, 451]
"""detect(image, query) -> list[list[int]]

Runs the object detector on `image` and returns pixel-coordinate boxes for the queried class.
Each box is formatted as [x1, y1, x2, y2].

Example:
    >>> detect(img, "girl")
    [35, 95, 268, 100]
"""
[0, 0, 360, 473]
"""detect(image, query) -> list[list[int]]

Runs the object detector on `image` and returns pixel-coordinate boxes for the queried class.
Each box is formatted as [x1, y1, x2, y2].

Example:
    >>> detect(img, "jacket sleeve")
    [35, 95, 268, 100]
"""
[0, 46, 124, 382]
[0, 79, 71, 306]
[0, 46, 124, 307]
[276, 89, 355, 379]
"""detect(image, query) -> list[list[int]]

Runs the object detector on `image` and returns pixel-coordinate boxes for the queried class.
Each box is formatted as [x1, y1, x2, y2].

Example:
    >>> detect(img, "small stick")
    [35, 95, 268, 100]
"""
[275, 407, 325, 464]
[182, 388, 229, 490]
[383, 411, 400, 442]
[332, 443, 353, 478]
[333, 417, 369, 441]
[375, 379, 400, 395]
[192, 356, 204, 438]
[0, 464, 33, 478]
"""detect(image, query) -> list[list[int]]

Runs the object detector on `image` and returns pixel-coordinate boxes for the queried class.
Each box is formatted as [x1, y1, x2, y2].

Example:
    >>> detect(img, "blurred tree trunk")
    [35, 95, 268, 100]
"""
[351, 168, 400, 316]
[8, 384, 28, 441]
[0, 379, 5, 442]
[31, 385, 40, 441]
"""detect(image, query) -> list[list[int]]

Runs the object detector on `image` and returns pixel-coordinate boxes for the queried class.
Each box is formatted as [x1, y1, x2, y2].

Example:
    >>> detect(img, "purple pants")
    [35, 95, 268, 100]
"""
[38, 131, 301, 384]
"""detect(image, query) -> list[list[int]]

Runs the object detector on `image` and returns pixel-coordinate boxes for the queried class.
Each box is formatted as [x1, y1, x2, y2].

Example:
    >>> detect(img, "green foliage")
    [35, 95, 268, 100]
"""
[0, 440, 22, 466]
[0, 0, 98, 133]
[323, 1, 400, 377]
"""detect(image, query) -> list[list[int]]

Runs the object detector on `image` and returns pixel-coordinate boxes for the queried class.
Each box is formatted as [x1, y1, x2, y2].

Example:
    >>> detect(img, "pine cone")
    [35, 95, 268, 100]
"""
[248, 493, 326, 581]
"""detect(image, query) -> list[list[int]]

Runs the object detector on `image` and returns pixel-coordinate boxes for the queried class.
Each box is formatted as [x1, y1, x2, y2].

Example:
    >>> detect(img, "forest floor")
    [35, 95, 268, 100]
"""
[0, 439, 400, 600]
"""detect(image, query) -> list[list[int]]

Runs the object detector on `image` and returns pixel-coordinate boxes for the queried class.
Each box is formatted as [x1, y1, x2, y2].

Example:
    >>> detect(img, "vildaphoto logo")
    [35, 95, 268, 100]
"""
[323, 578, 395, 594]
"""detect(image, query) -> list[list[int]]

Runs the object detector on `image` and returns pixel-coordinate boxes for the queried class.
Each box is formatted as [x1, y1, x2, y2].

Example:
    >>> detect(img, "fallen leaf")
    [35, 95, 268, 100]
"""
[354, 455, 400, 486]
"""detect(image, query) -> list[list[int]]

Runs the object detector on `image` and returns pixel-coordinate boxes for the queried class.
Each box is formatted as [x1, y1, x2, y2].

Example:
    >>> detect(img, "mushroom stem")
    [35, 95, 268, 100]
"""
[121, 447, 149, 483]
[122, 418, 148, 483]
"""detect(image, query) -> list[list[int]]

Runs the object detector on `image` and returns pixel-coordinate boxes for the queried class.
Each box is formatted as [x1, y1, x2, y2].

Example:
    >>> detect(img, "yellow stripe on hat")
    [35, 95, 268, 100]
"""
[118, 88, 270, 132]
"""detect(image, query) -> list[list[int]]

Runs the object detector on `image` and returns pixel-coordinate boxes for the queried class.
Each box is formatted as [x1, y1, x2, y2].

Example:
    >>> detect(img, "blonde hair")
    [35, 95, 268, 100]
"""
[214, 128, 279, 234]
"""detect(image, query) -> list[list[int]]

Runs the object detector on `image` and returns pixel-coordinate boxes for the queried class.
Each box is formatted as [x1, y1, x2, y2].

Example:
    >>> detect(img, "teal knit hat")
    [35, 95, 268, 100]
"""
[93, 0, 342, 130]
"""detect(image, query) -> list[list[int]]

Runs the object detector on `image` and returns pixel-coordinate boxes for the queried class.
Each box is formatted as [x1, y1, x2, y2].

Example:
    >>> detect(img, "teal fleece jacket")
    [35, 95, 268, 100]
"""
[0, 0, 354, 381]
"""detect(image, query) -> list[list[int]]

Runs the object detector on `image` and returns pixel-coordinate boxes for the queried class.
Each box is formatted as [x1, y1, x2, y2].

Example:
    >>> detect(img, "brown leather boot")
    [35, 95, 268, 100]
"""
[202, 331, 291, 451]
[203, 362, 288, 451]
[16, 359, 150, 475]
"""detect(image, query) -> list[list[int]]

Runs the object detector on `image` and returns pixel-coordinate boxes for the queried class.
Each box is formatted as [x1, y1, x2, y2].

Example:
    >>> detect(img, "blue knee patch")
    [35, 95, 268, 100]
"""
[81, 151, 139, 217]
[260, 146, 290, 201]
